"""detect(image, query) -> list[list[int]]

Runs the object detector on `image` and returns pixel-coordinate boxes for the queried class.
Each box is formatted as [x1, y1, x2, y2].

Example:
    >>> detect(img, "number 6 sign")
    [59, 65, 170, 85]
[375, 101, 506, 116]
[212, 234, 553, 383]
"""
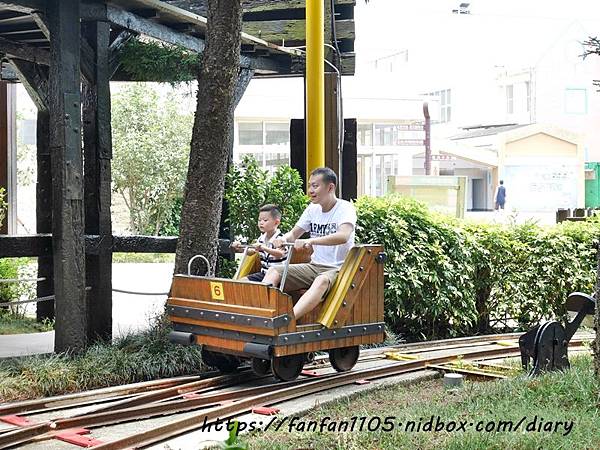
[210, 282, 225, 300]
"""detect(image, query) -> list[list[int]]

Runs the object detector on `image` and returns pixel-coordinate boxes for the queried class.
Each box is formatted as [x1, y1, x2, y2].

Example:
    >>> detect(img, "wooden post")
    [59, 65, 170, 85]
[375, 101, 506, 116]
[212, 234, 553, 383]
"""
[290, 118, 306, 186]
[36, 109, 54, 322]
[0, 82, 7, 235]
[82, 20, 113, 341]
[0, 81, 16, 234]
[324, 73, 340, 190]
[48, 0, 87, 353]
[291, 117, 357, 201]
[341, 118, 357, 201]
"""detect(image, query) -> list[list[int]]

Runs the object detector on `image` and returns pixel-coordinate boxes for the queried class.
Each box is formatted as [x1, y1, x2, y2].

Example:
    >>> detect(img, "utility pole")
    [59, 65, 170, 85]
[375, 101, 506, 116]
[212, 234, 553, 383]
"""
[423, 102, 431, 175]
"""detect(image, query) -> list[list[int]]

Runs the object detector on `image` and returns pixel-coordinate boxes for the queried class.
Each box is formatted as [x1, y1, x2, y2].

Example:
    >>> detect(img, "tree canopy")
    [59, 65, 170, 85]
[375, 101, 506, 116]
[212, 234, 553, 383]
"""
[111, 83, 192, 235]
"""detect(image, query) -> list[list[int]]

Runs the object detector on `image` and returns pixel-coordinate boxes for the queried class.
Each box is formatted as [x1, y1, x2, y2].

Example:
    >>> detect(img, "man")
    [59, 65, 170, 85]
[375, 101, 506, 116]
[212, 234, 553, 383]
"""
[262, 167, 356, 320]
[495, 180, 506, 210]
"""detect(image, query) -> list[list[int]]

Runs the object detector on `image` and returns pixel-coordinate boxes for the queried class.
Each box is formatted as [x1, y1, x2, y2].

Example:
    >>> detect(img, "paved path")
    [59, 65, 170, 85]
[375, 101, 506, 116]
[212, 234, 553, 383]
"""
[0, 263, 174, 358]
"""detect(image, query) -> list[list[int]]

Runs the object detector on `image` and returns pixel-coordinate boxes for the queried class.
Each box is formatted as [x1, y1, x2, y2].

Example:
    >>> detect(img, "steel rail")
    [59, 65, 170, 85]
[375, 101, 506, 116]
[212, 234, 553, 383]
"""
[89, 345, 526, 450]
[0, 375, 202, 416]
[82, 370, 258, 415]
[0, 334, 591, 449]
[0, 370, 255, 417]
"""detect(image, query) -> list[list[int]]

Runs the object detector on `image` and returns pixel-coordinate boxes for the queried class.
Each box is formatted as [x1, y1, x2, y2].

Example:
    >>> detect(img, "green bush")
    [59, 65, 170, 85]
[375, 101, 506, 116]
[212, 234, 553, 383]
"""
[355, 195, 598, 341]
[355, 196, 477, 340]
[0, 258, 35, 312]
[225, 156, 308, 242]
[0, 187, 6, 229]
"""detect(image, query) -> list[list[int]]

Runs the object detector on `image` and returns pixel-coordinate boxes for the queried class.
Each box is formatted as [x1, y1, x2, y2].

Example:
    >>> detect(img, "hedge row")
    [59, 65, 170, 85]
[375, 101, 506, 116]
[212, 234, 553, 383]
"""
[355, 196, 598, 341]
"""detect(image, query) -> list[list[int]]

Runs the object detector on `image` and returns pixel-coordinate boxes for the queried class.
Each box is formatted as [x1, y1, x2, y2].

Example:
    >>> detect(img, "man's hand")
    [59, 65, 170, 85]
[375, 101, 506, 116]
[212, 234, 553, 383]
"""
[230, 241, 243, 253]
[294, 238, 313, 251]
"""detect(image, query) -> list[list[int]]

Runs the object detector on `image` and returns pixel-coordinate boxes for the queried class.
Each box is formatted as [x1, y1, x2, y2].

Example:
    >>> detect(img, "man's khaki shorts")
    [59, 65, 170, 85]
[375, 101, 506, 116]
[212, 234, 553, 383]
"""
[273, 263, 339, 295]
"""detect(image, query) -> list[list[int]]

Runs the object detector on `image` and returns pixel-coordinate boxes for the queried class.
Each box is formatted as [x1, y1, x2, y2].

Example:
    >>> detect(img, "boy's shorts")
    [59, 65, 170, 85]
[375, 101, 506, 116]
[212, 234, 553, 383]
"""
[272, 263, 339, 296]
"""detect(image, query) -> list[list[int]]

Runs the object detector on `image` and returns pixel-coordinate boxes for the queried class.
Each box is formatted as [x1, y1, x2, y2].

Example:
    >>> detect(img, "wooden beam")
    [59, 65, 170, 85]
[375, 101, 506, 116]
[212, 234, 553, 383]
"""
[243, 19, 354, 47]
[27, 10, 95, 83]
[0, 235, 232, 257]
[291, 52, 355, 76]
[108, 30, 134, 77]
[82, 20, 113, 341]
[48, 0, 87, 353]
[81, 3, 286, 73]
[82, 4, 205, 52]
[31, 11, 50, 37]
[0, 35, 49, 64]
[242, 0, 355, 14]
[0, 1, 46, 14]
[166, 0, 355, 17]
[8, 58, 48, 111]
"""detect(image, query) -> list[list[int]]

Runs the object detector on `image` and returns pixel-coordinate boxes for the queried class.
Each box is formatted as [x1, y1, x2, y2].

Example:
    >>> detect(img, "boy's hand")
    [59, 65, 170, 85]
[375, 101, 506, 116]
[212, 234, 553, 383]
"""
[273, 238, 286, 249]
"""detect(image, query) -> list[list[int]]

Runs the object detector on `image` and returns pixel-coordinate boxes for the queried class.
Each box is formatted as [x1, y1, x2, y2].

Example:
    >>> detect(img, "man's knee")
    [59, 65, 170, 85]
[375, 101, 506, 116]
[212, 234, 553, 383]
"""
[313, 275, 330, 292]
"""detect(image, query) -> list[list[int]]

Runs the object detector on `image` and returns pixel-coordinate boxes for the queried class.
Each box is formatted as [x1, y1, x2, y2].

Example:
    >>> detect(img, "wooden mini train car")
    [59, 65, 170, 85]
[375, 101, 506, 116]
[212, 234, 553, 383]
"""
[167, 244, 385, 381]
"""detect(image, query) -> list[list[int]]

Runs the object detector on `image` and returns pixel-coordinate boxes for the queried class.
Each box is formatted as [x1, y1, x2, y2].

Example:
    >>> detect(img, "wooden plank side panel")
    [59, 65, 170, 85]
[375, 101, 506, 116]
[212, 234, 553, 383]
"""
[168, 298, 275, 317]
[331, 251, 375, 326]
[169, 316, 276, 336]
[170, 276, 271, 308]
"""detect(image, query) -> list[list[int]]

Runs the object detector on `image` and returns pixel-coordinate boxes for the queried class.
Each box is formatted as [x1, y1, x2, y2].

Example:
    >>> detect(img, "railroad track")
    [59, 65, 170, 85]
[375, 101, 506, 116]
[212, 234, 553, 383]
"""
[0, 332, 593, 449]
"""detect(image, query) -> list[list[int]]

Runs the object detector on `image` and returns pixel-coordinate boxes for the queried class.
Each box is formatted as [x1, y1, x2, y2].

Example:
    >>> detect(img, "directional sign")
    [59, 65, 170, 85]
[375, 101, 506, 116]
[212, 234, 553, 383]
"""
[431, 154, 457, 161]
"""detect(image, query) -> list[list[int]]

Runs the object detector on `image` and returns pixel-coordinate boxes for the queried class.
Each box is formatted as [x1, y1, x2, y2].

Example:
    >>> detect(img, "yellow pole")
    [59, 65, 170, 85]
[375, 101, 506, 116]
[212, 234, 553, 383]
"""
[306, 0, 325, 179]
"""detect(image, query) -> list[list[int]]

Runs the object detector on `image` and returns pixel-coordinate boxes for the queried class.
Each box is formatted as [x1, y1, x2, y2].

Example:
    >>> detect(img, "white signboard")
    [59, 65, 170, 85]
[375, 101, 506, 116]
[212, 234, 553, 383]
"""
[503, 164, 578, 211]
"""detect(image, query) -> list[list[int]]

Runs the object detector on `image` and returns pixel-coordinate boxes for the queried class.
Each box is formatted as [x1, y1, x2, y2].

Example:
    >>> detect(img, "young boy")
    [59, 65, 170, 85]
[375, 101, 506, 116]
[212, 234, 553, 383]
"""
[231, 204, 288, 282]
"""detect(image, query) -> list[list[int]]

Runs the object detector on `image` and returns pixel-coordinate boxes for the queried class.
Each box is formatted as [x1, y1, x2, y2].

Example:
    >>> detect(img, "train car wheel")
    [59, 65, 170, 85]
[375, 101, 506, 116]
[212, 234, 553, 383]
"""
[272, 354, 305, 381]
[201, 348, 240, 373]
[251, 358, 271, 376]
[329, 346, 360, 372]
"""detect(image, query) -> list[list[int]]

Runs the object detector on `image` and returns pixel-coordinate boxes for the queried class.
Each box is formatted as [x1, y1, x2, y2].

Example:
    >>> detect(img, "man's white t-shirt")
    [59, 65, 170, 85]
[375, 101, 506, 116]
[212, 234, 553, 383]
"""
[295, 199, 357, 267]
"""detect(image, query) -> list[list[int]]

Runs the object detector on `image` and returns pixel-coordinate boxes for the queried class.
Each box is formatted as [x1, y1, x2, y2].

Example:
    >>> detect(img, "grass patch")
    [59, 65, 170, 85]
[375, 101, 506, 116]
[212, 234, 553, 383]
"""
[0, 315, 54, 334]
[246, 353, 600, 450]
[112, 253, 175, 263]
[0, 316, 206, 402]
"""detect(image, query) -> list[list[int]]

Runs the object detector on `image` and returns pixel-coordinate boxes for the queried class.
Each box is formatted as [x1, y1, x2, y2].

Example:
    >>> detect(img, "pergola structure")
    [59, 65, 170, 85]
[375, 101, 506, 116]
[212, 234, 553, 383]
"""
[0, 0, 356, 352]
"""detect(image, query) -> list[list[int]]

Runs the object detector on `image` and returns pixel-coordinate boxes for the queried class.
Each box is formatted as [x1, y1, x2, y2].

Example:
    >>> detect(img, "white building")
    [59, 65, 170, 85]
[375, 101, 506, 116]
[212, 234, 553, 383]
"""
[234, 76, 439, 197]
[232, 2, 600, 211]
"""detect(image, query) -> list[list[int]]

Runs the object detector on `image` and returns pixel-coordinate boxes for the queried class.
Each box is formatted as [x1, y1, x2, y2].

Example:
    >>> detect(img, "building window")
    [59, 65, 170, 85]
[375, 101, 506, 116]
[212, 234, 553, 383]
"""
[238, 122, 263, 145]
[357, 123, 373, 146]
[265, 122, 289, 145]
[427, 89, 451, 123]
[374, 124, 395, 146]
[235, 121, 290, 172]
[238, 121, 290, 146]
[506, 85, 514, 114]
[565, 88, 587, 114]
[525, 81, 531, 113]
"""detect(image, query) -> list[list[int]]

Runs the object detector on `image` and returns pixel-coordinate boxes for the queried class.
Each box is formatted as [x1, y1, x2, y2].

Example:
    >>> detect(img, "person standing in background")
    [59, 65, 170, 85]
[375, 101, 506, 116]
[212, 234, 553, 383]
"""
[495, 180, 506, 210]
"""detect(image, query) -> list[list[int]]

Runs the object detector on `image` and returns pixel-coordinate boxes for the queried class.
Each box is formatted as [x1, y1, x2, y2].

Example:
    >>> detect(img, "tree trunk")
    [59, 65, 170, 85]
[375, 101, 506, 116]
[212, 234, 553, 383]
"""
[174, 0, 242, 275]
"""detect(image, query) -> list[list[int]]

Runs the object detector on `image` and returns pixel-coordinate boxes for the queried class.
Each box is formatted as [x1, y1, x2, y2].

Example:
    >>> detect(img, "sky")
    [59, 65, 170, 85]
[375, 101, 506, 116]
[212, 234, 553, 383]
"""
[354, 0, 600, 70]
